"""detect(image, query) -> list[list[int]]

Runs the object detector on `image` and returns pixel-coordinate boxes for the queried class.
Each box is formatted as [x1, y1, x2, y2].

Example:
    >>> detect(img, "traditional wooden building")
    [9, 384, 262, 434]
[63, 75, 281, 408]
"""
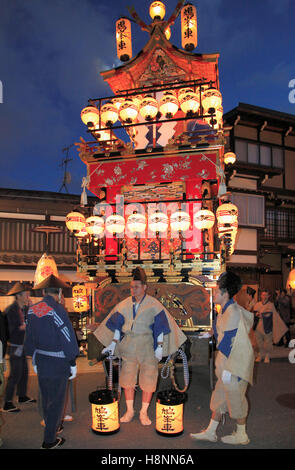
[0, 187, 96, 322]
[223, 103, 295, 295]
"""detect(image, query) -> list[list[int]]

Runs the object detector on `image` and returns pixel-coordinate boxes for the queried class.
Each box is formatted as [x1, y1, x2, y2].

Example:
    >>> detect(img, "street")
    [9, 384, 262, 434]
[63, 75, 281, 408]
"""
[1, 347, 295, 459]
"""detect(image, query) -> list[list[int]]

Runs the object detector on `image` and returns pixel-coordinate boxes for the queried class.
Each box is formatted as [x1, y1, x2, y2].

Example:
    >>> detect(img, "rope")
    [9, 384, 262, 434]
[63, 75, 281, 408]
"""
[107, 355, 113, 390]
[161, 347, 189, 393]
[106, 355, 121, 397]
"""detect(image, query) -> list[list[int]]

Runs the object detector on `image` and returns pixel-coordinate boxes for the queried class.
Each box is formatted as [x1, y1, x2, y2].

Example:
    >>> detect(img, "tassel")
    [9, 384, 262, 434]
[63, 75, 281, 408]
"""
[80, 176, 89, 206]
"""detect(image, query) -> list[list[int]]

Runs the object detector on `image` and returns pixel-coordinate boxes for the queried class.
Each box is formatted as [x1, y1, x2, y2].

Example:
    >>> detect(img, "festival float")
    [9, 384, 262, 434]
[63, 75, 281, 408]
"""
[65, 1, 239, 430]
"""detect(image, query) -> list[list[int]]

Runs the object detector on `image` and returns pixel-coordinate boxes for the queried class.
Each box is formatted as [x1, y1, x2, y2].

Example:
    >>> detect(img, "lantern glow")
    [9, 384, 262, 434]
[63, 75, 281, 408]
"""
[202, 87, 222, 113]
[194, 209, 215, 230]
[216, 202, 238, 225]
[74, 225, 88, 238]
[170, 210, 191, 232]
[164, 26, 171, 40]
[66, 211, 86, 233]
[159, 92, 179, 118]
[89, 390, 120, 435]
[116, 18, 132, 62]
[105, 213, 125, 235]
[149, 1, 166, 20]
[156, 390, 186, 436]
[181, 3, 197, 51]
[101, 103, 118, 127]
[288, 269, 295, 289]
[178, 88, 199, 115]
[224, 152, 237, 165]
[149, 210, 168, 233]
[127, 211, 146, 234]
[72, 284, 89, 312]
[81, 106, 100, 127]
[119, 98, 139, 123]
[139, 95, 159, 121]
[89, 122, 111, 142]
[34, 253, 59, 287]
[85, 216, 105, 237]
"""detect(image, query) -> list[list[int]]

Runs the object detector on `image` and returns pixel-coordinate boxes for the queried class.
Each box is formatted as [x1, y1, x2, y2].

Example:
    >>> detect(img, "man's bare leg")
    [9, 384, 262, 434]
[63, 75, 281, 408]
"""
[139, 391, 153, 426]
[120, 388, 135, 423]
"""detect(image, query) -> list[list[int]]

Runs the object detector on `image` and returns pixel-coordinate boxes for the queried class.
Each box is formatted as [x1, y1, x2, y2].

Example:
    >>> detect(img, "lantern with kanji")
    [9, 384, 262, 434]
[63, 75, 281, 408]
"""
[116, 17, 132, 62]
[181, 3, 197, 51]
[156, 390, 186, 436]
[72, 284, 89, 313]
[89, 389, 120, 435]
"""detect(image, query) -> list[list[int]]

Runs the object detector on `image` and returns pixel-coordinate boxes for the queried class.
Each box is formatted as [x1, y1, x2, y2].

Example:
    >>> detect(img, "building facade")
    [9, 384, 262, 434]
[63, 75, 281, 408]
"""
[223, 102, 295, 295]
[0, 187, 96, 318]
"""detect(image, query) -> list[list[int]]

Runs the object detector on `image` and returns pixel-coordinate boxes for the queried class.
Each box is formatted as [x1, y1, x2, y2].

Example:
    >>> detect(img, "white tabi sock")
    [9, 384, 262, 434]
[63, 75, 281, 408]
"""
[207, 419, 219, 432]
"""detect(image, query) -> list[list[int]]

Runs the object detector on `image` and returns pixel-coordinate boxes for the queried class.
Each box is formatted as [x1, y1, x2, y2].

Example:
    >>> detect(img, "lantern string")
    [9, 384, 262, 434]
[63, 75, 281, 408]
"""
[200, 152, 225, 179]
[200, 152, 227, 196]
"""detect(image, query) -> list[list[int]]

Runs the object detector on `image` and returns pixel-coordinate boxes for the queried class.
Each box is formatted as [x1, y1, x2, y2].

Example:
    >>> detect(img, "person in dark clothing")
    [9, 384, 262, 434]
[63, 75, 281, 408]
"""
[276, 289, 291, 347]
[0, 309, 9, 359]
[24, 275, 79, 450]
[2, 282, 36, 412]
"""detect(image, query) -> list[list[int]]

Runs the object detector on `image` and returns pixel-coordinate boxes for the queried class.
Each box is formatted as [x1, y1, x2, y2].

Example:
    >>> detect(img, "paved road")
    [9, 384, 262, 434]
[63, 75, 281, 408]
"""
[1, 346, 295, 458]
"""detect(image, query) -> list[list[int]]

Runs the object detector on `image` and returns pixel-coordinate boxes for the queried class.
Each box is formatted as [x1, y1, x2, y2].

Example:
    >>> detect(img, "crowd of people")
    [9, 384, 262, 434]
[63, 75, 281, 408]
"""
[0, 269, 293, 448]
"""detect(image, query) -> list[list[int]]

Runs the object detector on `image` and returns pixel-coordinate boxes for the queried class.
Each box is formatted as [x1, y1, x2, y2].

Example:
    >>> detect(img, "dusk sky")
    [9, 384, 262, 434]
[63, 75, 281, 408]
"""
[0, 0, 294, 196]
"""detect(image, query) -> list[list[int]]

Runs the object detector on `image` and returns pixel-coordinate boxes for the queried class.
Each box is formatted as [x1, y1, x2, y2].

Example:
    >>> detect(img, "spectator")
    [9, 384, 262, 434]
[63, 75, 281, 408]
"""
[253, 289, 288, 363]
[3, 282, 36, 412]
[276, 289, 291, 347]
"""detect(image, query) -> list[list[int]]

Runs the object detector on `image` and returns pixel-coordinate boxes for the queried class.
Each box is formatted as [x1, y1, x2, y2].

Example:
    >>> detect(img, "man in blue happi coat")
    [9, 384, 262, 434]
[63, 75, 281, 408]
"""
[24, 275, 79, 449]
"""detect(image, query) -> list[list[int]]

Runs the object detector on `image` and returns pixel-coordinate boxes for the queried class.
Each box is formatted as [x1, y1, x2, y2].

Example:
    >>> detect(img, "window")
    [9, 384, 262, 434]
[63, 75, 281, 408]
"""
[235, 140, 247, 162]
[264, 208, 295, 240]
[260, 146, 271, 166]
[235, 139, 284, 168]
[248, 143, 259, 164]
[231, 193, 265, 227]
[272, 147, 283, 168]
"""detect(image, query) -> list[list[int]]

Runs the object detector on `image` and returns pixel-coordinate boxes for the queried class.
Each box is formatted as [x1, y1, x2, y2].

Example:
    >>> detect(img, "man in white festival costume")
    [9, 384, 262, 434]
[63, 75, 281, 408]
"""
[93, 267, 187, 426]
[190, 270, 255, 445]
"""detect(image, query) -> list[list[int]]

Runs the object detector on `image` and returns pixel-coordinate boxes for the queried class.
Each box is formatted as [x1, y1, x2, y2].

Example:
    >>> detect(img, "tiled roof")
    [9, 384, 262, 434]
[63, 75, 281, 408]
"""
[0, 253, 76, 267]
